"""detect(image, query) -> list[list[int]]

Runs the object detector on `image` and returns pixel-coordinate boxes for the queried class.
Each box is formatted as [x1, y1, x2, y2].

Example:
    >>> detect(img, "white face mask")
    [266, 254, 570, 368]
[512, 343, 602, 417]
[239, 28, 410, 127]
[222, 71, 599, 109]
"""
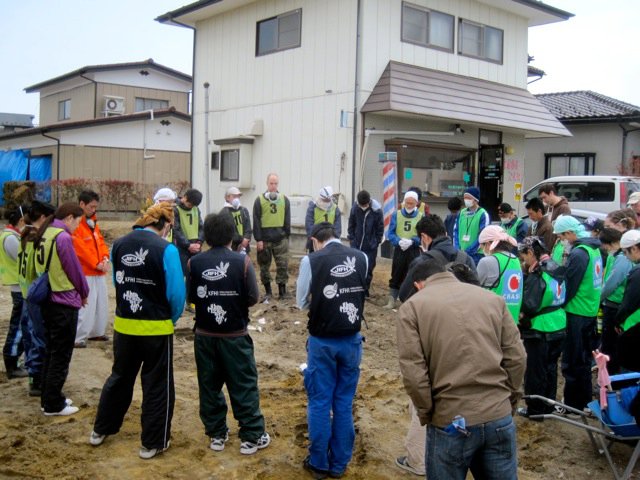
[405, 206, 416, 214]
[464, 199, 474, 208]
[561, 239, 571, 248]
[359, 204, 368, 211]
[231, 198, 241, 209]
[317, 199, 332, 211]
[500, 218, 509, 225]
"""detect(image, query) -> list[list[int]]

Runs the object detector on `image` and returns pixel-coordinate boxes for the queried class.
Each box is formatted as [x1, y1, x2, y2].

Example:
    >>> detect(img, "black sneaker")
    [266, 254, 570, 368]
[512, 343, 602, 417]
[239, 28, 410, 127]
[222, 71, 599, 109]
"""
[303, 457, 328, 480]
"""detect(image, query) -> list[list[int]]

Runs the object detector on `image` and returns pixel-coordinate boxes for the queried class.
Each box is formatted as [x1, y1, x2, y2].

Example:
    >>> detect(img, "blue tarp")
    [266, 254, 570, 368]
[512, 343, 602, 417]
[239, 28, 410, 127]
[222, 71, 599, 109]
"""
[0, 150, 52, 205]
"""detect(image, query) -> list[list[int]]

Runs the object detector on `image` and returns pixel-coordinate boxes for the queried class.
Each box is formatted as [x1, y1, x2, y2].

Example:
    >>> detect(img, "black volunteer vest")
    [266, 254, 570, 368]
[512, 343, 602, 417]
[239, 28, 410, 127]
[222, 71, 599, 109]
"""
[112, 230, 172, 321]
[189, 247, 249, 333]
[308, 242, 367, 337]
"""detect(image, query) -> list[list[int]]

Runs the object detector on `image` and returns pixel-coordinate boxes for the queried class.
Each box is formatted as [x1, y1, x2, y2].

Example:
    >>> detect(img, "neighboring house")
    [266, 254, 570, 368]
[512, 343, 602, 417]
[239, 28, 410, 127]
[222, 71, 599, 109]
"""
[524, 91, 640, 188]
[0, 59, 192, 208]
[158, 0, 572, 231]
[0, 113, 34, 134]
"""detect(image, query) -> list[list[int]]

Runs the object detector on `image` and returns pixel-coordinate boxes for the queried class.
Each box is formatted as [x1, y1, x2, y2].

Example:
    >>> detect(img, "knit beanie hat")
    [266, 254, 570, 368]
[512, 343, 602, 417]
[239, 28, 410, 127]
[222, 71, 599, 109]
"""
[463, 187, 480, 202]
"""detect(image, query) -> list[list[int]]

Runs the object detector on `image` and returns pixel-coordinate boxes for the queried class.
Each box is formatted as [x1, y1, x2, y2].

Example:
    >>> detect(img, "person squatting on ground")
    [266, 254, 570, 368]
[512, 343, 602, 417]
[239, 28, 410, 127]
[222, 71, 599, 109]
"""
[453, 186, 490, 266]
[305, 186, 341, 253]
[296, 222, 368, 479]
[477, 225, 523, 324]
[599, 227, 632, 375]
[1, 205, 28, 379]
[188, 212, 270, 455]
[72, 190, 110, 348]
[396, 260, 526, 480]
[173, 188, 204, 275]
[221, 186, 253, 254]
[398, 213, 476, 303]
[89, 202, 185, 458]
[516, 236, 566, 418]
[385, 190, 422, 309]
[553, 215, 603, 412]
[36, 203, 89, 416]
[347, 190, 384, 298]
[253, 173, 291, 302]
[18, 201, 56, 396]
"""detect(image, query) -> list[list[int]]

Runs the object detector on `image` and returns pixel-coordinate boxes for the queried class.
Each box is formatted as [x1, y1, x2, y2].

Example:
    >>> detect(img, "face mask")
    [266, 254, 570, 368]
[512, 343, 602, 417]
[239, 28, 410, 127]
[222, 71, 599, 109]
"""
[464, 199, 474, 208]
[500, 218, 509, 225]
[317, 199, 332, 211]
[359, 205, 368, 211]
[405, 206, 416, 214]
[561, 239, 570, 248]
[231, 198, 241, 209]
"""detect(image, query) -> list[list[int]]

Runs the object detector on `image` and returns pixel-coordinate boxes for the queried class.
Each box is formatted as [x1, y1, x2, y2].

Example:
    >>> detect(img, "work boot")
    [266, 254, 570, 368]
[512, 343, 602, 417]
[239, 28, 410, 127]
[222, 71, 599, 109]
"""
[261, 283, 272, 303]
[278, 283, 290, 300]
[383, 295, 396, 309]
[29, 374, 42, 397]
[4, 356, 28, 379]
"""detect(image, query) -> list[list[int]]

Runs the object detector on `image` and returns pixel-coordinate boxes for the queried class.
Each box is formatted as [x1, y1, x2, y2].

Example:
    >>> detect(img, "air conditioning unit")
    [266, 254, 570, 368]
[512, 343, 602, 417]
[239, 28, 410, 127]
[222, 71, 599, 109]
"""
[104, 96, 125, 115]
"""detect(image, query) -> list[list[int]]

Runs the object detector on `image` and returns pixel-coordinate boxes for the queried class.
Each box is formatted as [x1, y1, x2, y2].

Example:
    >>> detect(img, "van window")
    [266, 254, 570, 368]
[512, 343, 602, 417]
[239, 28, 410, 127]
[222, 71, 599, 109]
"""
[555, 182, 614, 202]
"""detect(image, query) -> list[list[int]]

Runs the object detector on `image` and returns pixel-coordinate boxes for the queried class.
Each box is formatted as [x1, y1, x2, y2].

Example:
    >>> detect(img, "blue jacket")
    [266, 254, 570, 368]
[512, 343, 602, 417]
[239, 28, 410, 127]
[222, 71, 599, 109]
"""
[347, 199, 384, 252]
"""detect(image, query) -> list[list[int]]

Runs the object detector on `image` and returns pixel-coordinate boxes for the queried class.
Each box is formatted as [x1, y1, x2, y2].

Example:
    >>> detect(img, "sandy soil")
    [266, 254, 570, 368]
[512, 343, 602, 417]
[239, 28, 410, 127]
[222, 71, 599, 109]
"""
[0, 220, 638, 479]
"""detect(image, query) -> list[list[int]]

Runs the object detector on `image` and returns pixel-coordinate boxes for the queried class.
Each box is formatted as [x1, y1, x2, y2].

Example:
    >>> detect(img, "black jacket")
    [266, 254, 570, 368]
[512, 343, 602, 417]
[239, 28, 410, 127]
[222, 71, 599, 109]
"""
[347, 200, 384, 252]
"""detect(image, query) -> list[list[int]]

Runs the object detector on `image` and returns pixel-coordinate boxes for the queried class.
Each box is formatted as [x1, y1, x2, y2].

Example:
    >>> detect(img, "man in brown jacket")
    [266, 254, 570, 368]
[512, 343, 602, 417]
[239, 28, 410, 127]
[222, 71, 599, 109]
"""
[538, 183, 571, 222]
[396, 261, 526, 480]
[526, 197, 555, 251]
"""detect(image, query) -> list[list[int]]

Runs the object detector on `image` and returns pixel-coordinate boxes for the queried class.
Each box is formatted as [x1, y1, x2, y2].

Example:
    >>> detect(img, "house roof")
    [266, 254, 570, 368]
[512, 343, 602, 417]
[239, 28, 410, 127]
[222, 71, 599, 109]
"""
[0, 108, 191, 140]
[361, 61, 569, 138]
[535, 91, 640, 124]
[0, 113, 34, 128]
[157, 0, 572, 27]
[24, 59, 192, 93]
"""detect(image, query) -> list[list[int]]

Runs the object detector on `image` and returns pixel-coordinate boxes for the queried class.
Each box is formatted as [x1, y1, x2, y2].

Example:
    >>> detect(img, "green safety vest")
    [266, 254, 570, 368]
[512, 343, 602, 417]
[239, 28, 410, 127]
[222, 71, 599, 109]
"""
[603, 250, 626, 305]
[530, 271, 567, 332]
[17, 241, 36, 298]
[34, 227, 74, 292]
[395, 210, 421, 240]
[0, 230, 19, 286]
[504, 217, 524, 239]
[231, 209, 244, 236]
[565, 244, 603, 317]
[457, 207, 487, 251]
[551, 241, 565, 266]
[177, 206, 200, 240]
[259, 194, 285, 228]
[489, 252, 523, 324]
[313, 205, 336, 225]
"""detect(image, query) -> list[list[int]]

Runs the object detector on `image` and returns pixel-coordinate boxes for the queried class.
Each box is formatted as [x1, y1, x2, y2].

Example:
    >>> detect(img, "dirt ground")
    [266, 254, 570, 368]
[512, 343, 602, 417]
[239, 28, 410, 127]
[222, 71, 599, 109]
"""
[0, 220, 638, 479]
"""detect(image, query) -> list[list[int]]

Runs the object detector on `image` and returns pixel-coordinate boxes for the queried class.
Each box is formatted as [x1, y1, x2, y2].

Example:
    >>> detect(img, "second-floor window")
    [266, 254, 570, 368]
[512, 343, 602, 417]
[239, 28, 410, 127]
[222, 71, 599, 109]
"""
[401, 3, 454, 51]
[256, 9, 301, 56]
[58, 99, 71, 120]
[135, 98, 169, 112]
[458, 19, 503, 64]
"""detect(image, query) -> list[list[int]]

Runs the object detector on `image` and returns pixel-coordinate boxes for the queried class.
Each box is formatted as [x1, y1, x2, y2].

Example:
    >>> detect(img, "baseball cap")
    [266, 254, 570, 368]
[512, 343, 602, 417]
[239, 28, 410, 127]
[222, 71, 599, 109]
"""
[621, 230, 640, 249]
[628, 192, 640, 206]
[498, 203, 514, 214]
[225, 186, 242, 196]
[583, 216, 604, 232]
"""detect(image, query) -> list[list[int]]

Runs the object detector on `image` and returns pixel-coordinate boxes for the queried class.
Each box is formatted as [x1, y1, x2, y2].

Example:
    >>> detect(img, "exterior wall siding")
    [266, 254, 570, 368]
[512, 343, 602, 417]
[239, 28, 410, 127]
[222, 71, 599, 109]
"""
[40, 83, 95, 125]
[96, 84, 189, 116]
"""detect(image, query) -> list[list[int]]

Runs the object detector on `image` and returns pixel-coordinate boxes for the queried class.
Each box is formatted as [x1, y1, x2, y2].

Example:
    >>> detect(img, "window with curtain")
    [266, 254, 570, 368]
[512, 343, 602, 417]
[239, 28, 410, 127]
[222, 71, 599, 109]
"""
[459, 19, 503, 64]
[256, 9, 302, 56]
[545, 153, 595, 177]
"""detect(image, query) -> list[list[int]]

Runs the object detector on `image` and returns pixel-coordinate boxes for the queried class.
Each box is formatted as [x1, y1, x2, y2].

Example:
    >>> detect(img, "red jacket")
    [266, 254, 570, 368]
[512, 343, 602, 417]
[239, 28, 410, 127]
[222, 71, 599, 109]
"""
[72, 215, 109, 276]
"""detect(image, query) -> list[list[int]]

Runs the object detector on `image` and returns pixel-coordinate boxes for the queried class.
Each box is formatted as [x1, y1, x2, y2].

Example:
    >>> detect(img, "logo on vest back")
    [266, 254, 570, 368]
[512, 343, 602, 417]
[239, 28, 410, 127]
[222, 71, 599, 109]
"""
[207, 304, 227, 324]
[203, 261, 229, 281]
[197, 285, 207, 298]
[501, 270, 522, 302]
[339, 302, 359, 324]
[121, 248, 148, 267]
[323, 283, 338, 299]
[594, 258, 603, 288]
[330, 257, 357, 277]
[115, 271, 125, 284]
[550, 278, 566, 306]
[123, 290, 143, 313]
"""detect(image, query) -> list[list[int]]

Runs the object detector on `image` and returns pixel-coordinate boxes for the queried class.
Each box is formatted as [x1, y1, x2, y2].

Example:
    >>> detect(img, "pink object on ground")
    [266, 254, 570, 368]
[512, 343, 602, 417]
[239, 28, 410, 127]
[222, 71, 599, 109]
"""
[593, 350, 611, 409]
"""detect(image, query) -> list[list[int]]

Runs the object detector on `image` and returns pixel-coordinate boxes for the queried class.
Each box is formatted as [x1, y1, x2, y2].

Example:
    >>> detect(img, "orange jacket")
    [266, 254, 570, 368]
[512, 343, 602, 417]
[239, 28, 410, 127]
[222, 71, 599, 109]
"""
[72, 215, 109, 276]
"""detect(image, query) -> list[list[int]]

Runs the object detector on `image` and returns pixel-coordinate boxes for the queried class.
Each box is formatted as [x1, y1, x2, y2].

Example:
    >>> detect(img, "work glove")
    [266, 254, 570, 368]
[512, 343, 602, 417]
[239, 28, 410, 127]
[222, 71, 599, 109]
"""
[398, 238, 412, 251]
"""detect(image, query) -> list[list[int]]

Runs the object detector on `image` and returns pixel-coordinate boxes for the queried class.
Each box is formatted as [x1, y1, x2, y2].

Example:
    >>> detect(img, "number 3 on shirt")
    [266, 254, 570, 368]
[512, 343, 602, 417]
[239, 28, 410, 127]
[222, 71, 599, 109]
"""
[270, 203, 278, 214]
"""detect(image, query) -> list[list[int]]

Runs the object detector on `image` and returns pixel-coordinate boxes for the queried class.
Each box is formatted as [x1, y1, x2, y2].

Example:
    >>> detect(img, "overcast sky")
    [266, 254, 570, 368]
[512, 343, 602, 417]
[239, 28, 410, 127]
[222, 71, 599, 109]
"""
[1, 0, 638, 125]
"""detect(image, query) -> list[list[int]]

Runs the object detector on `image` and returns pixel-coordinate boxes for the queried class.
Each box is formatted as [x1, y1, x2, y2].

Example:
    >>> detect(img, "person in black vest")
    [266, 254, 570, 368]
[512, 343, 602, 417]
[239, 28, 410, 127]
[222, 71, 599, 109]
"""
[188, 212, 270, 455]
[89, 202, 185, 459]
[296, 222, 368, 479]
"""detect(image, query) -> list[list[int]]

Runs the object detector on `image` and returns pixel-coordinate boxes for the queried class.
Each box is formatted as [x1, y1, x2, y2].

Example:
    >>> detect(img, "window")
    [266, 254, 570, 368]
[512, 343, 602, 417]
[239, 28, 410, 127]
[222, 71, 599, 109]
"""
[135, 98, 169, 112]
[256, 9, 301, 56]
[58, 99, 71, 120]
[545, 153, 595, 177]
[401, 3, 454, 51]
[220, 150, 240, 181]
[458, 19, 503, 63]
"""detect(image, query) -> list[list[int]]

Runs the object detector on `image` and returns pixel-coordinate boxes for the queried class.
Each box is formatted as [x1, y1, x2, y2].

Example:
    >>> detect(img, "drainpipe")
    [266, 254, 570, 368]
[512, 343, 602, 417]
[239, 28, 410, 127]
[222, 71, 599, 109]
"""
[203, 82, 211, 214]
[350, 0, 362, 205]
[80, 73, 98, 118]
[40, 131, 60, 205]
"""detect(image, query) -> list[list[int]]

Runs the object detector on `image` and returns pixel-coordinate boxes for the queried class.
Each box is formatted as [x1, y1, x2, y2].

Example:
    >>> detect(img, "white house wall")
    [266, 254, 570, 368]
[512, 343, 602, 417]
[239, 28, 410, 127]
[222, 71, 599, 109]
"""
[94, 69, 192, 93]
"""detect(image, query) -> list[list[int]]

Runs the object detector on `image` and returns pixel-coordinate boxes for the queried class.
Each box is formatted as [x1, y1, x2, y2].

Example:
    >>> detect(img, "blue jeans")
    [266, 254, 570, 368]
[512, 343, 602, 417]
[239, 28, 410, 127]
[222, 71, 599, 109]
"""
[304, 333, 362, 475]
[426, 414, 517, 480]
[23, 301, 46, 376]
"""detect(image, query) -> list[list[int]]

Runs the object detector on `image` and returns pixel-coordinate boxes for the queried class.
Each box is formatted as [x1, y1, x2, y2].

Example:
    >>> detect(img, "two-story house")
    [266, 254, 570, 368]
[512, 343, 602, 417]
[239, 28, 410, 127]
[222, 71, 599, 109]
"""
[158, 0, 571, 231]
[0, 59, 192, 208]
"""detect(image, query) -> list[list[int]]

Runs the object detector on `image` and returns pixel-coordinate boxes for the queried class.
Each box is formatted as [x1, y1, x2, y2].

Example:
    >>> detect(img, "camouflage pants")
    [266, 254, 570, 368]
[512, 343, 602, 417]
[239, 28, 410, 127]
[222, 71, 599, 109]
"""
[257, 238, 289, 285]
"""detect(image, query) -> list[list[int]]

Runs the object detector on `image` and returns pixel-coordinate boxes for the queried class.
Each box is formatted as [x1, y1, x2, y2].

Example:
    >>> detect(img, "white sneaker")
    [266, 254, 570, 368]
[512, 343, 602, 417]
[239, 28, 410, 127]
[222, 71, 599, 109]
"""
[89, 431, 106, 446]
[43, 405, 79, 416]
[239, 432, 271, 455]
[210, 431, 229, 451]
[41, 398, 73, 412]
[139, 441, 170, 459]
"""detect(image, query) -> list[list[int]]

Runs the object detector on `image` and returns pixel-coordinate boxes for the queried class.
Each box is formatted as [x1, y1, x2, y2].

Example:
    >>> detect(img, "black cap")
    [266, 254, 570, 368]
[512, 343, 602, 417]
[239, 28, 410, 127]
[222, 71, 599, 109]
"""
[498, 202, 514, 214]
[310, 221, 335, 239]
[583, 216, 604, 232]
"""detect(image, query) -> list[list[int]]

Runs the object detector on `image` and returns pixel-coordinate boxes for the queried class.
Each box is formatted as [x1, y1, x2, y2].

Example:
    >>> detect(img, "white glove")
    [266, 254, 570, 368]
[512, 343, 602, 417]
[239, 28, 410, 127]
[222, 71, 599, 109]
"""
[398, 238, 412, 251]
